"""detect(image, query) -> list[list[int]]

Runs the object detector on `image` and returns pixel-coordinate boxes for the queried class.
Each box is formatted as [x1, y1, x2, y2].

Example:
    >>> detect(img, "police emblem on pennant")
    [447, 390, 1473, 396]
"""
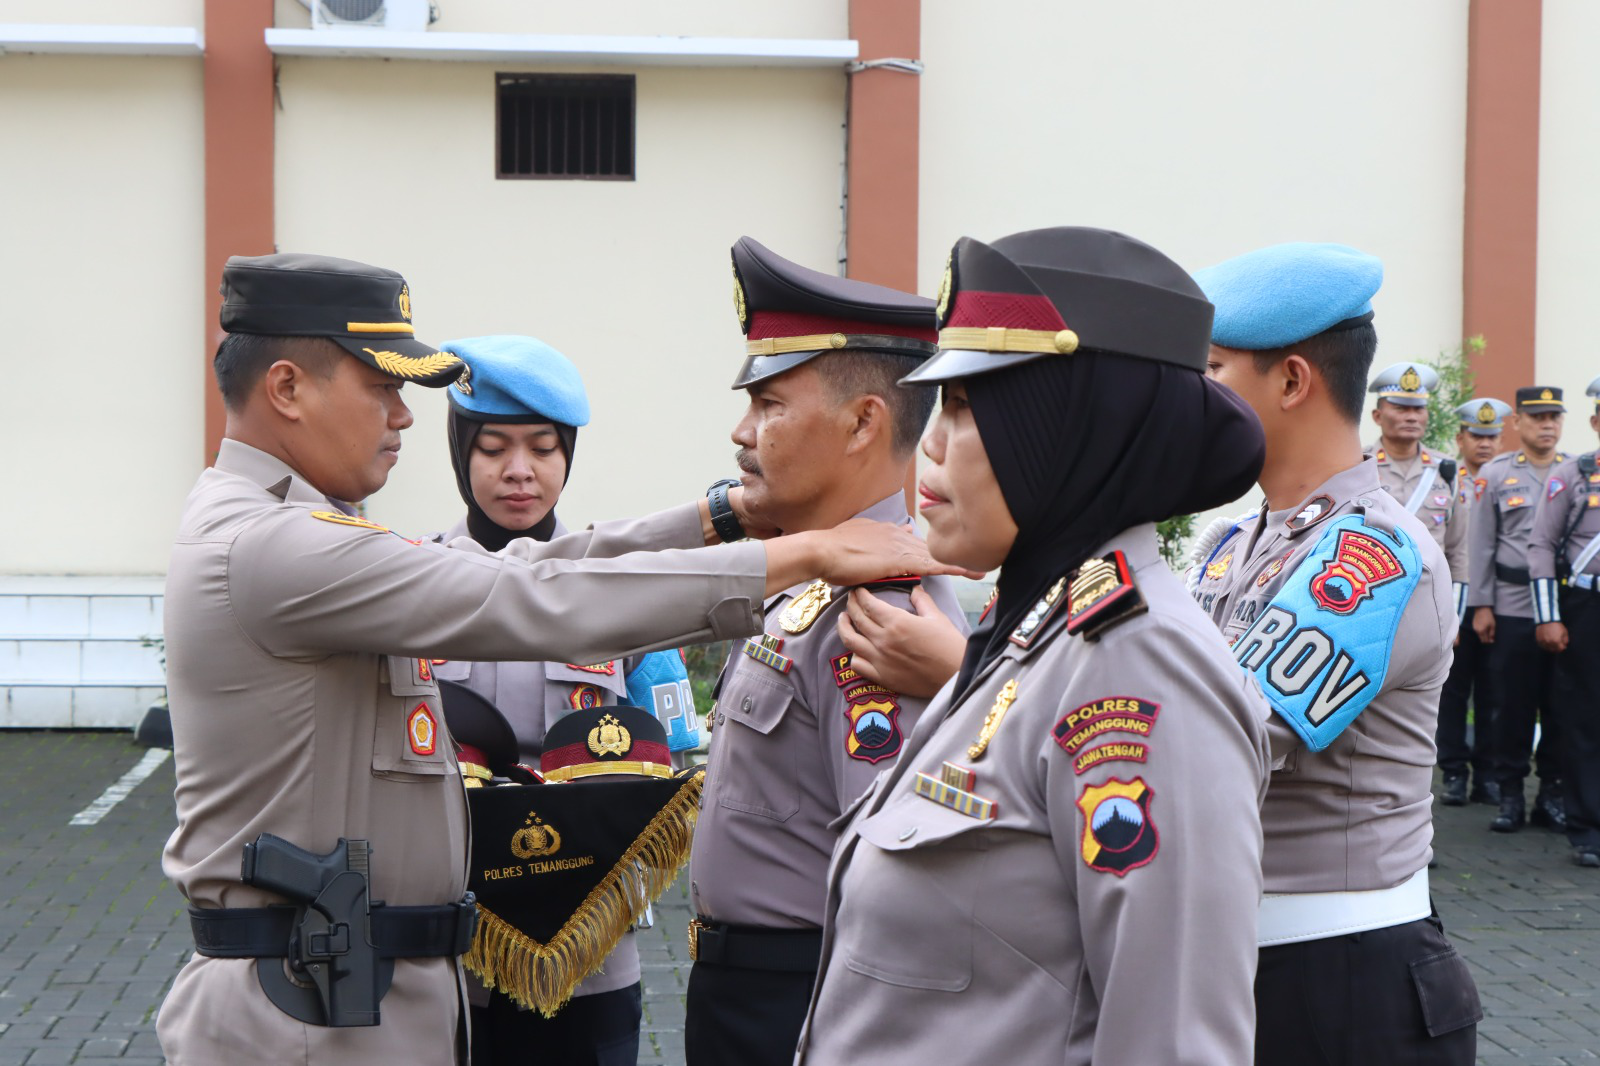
[1309, 529, 1405, 614]
[509, 812, 561, 859]
[845, 693, 903, 763]
[780, 580, 832, 634]
[1077, 777, 1158, 876]
[407, 702, 437, 756]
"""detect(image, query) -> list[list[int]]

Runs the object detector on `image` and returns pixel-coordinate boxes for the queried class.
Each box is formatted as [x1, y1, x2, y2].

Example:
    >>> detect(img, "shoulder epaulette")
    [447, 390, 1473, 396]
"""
[1065, 550, 1147, 643]
[858, 575, 921, 594]
[1580, 453, 1598, 477]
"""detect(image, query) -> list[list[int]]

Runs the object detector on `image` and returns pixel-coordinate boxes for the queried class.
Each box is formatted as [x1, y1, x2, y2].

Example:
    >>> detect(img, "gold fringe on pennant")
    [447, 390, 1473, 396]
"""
[463, 773, 703, 1017]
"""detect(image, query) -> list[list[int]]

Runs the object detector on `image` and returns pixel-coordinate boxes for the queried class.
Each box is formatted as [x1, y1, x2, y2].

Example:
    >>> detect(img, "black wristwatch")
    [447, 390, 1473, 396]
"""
[706, 478, 746, 543]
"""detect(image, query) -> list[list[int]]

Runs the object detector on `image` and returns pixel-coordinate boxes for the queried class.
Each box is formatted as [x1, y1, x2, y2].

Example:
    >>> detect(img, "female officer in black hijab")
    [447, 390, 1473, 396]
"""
[795, 228, 1274, 1065]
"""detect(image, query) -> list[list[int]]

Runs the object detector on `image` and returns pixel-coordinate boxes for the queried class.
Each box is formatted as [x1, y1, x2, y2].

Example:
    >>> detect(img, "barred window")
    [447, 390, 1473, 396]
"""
[497, 73, 636, 180]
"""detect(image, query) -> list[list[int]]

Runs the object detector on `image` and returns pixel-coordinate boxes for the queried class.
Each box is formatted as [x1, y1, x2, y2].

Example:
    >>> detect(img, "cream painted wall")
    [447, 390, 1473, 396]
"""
[1536, 0, 1600, 442]
[920, 0, 1470, 524]
[273, 58, 847, 536]
[280, 0, 850, 39]
[0, 55, 204, 574]
[0, 0, 200, 25]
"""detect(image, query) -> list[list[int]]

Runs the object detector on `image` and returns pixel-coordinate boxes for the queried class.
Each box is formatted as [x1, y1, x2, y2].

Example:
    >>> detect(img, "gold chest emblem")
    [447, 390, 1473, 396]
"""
[968, 678, 1018, 761]
[780, 579, 833, 634]
[588, 714, 631, 757]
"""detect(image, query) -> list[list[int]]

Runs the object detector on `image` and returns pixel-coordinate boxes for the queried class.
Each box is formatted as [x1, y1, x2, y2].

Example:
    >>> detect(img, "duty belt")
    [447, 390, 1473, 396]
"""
[190, 900, 478, 960]
[687, 917, 822, 973]
[1257, 867, 1431, 947]
[1496, 563, 1531, 585]
[1566, 573, 1600, 592]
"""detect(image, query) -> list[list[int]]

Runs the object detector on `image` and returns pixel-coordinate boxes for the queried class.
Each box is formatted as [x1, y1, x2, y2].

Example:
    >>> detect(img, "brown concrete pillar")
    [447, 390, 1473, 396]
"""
[203, 0, 276, 464]
[1463, 0, 1541, 445]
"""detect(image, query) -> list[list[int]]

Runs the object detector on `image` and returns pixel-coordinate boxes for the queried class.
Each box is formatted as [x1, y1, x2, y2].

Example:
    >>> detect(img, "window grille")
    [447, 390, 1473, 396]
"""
[497, 74, 636, 180]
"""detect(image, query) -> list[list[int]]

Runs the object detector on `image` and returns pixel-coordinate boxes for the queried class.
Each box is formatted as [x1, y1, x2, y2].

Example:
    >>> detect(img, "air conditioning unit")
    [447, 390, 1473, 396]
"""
[311, 0, 436, 31]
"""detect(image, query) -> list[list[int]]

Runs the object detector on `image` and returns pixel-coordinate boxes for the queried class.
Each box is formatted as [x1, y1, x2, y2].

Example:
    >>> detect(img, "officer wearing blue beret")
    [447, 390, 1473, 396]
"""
[429, 335, 700, 1066]
[1192, 242, 1481, 1065]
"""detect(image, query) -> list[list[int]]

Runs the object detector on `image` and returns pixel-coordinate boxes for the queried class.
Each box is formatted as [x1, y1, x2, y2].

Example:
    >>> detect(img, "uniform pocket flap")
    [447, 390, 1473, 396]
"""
[386, 655, 441, 696]
[545, 661, 628, 697]
[1409, 948, 1483, 1038]
[720, 674, 796, 736]
[855, 794, 992, 853]
[430, 660, 471, 683]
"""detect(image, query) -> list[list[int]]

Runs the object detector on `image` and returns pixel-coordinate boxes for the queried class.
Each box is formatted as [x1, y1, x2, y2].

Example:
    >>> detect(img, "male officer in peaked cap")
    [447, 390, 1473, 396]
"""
[1469, 386, 1569, 833]
[158, 253, 951, 1065]
[1528, 374, 1600, 867]
[1437, 398, 1515, 806]
[683, 237, 969, 1066]
[1366, 362, 1469, 616]
[1193, 242, 1481, 1065]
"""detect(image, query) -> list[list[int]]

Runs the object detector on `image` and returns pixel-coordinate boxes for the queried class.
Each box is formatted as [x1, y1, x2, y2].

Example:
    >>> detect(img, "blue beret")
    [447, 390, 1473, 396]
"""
[1193, 242, 1383, 350]
[440, 335, 590, 426]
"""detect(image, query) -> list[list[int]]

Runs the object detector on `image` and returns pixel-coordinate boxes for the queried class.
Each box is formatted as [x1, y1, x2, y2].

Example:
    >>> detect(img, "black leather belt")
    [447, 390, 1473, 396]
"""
[1496, 564, 1531, 585]
[688, 917, 821, 973]
[191, 900, 478, 959]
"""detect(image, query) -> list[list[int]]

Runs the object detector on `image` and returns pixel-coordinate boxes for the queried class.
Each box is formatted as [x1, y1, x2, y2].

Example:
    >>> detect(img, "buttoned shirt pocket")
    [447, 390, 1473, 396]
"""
[840, 800, 989, 991]
[715, 671, 801, 822]
[374, 657, 449, 778]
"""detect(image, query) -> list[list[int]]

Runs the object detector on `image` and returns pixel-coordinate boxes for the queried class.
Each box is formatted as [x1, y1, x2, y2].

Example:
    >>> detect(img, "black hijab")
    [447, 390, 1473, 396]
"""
[447, 408, 579, 551]
[950, 350, 1265, 695]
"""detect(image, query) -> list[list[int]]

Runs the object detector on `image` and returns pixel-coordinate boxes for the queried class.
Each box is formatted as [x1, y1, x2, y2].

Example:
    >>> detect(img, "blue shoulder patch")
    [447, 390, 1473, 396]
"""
[626, 650, 700, 752]
[1231, 515, 1421, 752]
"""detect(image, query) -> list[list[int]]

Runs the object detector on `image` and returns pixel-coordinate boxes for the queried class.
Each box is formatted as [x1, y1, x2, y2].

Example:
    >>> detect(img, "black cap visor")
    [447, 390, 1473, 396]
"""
[899, 345, 1059, 386]
[731, 348, 827, 390]
[331, 332, 465, 388]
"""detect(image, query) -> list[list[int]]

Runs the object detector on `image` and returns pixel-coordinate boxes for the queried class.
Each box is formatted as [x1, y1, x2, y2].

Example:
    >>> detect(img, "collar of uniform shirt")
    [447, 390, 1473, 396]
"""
[766, 490, 918, 605]
[217, 438, 336, 509]
[1264, 456, 1382, 537]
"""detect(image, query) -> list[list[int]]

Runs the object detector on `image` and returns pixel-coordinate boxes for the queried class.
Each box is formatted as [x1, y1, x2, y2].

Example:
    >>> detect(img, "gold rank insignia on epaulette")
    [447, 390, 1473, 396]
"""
[1064, 550, 1146, 642]
[780, 579, 833, 633]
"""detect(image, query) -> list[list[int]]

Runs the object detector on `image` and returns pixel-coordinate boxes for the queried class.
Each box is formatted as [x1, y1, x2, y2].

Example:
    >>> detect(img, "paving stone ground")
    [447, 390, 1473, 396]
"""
[1, 730, 1596, 1064]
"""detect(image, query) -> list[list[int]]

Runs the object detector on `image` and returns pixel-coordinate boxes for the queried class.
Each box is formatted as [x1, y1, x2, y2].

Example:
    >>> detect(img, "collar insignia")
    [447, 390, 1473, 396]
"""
[1287, 494, 1335, 532]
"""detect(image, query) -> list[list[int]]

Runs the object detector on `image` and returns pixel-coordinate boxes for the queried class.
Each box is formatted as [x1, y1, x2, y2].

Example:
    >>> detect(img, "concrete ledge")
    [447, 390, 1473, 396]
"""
[265, 28, 858, 66]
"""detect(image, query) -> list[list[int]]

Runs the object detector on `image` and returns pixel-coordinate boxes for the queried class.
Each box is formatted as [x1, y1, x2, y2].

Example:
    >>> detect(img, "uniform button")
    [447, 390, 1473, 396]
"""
[717, 712, 725, 725]
[741, 696, 753, 712]
[898, 826, 918, 841]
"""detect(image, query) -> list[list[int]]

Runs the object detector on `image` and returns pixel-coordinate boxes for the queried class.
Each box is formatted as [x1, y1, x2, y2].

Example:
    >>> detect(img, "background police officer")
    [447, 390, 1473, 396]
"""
[1437, 398, 1514, 806]
[1468, 387, 1569, 833]
[1528, 375, 1600, 868]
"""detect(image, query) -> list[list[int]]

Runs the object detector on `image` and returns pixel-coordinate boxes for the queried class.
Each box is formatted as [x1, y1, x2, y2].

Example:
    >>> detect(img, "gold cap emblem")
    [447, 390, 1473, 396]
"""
[1542, 388, 1554, 400]
[398, 284, 412, 321]
[732, 266, 747, 329]
[1399, 366, 1421, 392]
[1477, 401, 1495, 424]
[935, 254, 954, 326]
[588, 714, 631, 758]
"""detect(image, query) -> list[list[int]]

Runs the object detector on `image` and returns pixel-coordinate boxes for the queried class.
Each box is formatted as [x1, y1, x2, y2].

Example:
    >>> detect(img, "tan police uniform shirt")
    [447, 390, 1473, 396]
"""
[1468, 450, 1566, 620]
[1368, 444, 1469, 583]
[1192, 457, 1453, 892]
[157, 440, 766, 1065]
[796, 524, 1270, 1065]
[1528, 450, 1600, 594]
[688, 493, 968, 929]
[433, 517, 644, 1000]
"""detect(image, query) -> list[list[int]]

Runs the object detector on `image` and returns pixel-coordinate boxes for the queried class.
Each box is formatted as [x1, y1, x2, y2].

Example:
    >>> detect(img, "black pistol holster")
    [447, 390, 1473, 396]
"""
[188, 834, 478, 1028]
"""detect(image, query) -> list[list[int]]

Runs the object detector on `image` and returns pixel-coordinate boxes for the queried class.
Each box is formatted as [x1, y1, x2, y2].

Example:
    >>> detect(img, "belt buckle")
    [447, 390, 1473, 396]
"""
[687, 918, 704, 962]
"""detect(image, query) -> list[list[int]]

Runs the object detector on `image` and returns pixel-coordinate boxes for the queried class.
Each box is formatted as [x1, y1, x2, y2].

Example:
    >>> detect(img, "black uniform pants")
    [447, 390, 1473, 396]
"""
[1554, 591, 1600, 848]
[1437, 622, 1496, 780]
[1256, 915, 1480, 1066]
[684, 961, 815, 1066]
[469, 983, 641, 1066]
[1488, 614, 1562, 789]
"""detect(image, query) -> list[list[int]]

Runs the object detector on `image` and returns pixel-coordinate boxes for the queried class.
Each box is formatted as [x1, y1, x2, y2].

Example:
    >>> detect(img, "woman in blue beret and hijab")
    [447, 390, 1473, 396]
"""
[430, 335, 697, 1066]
